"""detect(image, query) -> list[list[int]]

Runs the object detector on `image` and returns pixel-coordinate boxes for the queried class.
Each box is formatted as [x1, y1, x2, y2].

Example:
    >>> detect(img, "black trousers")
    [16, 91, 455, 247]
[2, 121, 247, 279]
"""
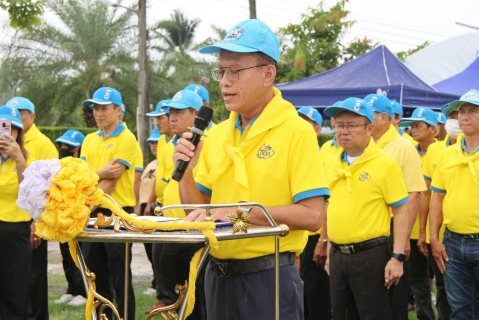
[59, 242, 86, 297]
[329, 242, 393, 320]
[0, 221, 32, 320]
[159, 242, 207, 320]
[409, 239, 435, 320]
[300, 234, 331, 320]
[140, 203, 156, 289]
[82, 207, 135, 319]
[28, 228, 49, 320]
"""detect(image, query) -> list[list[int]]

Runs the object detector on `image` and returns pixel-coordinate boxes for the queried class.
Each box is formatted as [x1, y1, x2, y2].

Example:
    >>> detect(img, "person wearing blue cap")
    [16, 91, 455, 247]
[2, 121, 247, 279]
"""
[0, 105, 33, 320]
[51, 129, 88, 307]
[434, 111, 447, 141]
[429, 89, 479, 320]
[364, 94, 426, 320]
[184, 84, 210, 106]
[391, 101, 417, 146]
[400, 107, 438, 320]
[80, 86, 137, 319]
[296, 106, 332, 320]
[323, 97, 409, 320]
[6, 96, 58, 320]
[321, 101, 343, 158]
[174, 19, 329, 320]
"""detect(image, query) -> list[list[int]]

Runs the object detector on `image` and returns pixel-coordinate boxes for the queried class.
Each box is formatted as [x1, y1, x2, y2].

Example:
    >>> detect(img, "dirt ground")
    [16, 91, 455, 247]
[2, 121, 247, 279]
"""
[47, 241, 154, 278]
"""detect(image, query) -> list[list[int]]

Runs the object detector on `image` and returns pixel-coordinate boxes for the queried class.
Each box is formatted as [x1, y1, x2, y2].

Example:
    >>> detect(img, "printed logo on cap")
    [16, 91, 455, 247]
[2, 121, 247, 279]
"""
[172, 91, 183, 101]
[104, 90, 111, 100]
[417, 109, 424, 117]
[224, 27, 244, 42]
[11, 108, 17, 117]
[354, 100, 361, 111]
[307, 108, 314, 118]
[71, 132, 78, 138]
[367, 96, 377, 107]
[9, 99, 19, 107]
[462, 91, 479, 102]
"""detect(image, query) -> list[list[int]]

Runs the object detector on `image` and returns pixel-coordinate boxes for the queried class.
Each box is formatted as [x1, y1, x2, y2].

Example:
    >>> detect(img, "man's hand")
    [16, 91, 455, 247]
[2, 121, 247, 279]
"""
[417, 233, 429, 256]
[30, 221, 41, 249]
[324, 257, 330, 275]
[384, 258, 403, 289]
[173, 132, 204, 171]
[313, 240, 328, 268]
[185, 208, 236, 222]
[97, 159, 122, 180]
[430, 239, 448, 273]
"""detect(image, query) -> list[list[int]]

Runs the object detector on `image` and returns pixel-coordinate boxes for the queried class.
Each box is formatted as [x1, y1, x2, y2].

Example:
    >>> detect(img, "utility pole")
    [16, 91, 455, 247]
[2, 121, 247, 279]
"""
[249, 0, 256, 19]
[137, 0, 149, 167]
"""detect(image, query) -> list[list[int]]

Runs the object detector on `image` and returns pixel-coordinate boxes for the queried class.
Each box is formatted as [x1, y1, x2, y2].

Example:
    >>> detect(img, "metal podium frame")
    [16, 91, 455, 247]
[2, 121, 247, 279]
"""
[74, 202, 289, 320]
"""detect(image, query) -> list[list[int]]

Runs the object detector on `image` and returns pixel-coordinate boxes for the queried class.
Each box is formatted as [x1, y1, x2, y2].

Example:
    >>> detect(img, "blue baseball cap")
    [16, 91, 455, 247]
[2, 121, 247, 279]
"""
[82, 87, 122, 108]
[165, 90, 202, 110]
[146, 99, 171, 117]
[364, 94, 393, 118]
[120, 103, 125, 116]
[0, 105, 23, 129]
[391, 101, 403, 116]
[184, 84, 209, 103]
[199, 19, 280, 62]
[400, 107, 438, 126]
[325, 97, 374, 123]
[332, 101, 342, 107]
[146, 127, 161, 142]
[6, 97, 35, 114]
[54, 129, 85, 147]
[443, 89, 479, 116]
[435, 112, 446, 124]
[297, 107, 322, 126]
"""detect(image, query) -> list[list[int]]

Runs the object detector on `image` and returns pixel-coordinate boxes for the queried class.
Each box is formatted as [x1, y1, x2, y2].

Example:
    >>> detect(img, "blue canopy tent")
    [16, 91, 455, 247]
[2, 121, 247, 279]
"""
[276, 45, 459, 114]
[433, 56, 479, 96]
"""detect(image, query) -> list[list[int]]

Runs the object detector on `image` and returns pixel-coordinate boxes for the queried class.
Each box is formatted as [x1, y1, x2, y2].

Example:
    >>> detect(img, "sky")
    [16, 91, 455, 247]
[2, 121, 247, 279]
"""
[1, 0, 479, 55]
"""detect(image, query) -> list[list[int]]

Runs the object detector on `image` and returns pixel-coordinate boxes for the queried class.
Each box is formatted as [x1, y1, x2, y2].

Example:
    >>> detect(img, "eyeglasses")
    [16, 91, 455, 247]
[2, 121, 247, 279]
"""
[211, 64, 267, 82]
[333, 124, 369, 132]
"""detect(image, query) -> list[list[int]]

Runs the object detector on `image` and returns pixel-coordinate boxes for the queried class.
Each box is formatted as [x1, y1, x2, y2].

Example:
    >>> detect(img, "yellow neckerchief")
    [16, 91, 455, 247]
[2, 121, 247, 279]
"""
[202, 87, 297, 200]
[329, 137, 384, 192]
[441, 134, 479, 185]
[376, 124, 401, 149]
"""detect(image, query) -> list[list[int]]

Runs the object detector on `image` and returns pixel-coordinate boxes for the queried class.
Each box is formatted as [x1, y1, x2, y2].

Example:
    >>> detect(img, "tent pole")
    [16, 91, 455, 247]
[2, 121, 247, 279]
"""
[400, 83, 404, 105]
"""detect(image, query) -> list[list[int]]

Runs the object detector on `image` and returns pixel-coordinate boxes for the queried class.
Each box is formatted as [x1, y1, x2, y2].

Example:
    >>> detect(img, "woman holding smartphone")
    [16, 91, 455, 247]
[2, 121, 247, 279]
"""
[0, 105, 33, 320]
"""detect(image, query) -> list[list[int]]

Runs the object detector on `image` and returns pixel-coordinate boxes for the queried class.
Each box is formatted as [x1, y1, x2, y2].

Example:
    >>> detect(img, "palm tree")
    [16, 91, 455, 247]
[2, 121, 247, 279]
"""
[1, 0, 137, 127]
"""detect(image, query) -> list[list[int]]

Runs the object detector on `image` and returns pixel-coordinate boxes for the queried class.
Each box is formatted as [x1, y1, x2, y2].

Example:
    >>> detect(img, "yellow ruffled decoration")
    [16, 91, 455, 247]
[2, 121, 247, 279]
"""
[33, 157, 218, 319]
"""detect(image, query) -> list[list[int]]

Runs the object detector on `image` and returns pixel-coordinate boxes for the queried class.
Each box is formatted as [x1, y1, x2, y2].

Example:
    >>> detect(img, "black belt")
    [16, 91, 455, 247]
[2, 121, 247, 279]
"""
[448, 228, 479, 239]
[210, 252, 295, 277]
[331, 236, 388, 254]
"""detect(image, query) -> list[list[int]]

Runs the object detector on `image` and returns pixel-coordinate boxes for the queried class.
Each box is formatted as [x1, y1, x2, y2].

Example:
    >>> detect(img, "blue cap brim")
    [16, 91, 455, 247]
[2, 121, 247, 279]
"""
[146, 137, 159, 142]
[166, 102, 199, 110]
[400, 117, 436, 126]
[325, 106, 373, 123]
[146, 111, 168, 117]
[82, 98, 113, 108]
[54, 138, 81, 147]
[0, 117, 24, 130]
[199, 42, 261, 55]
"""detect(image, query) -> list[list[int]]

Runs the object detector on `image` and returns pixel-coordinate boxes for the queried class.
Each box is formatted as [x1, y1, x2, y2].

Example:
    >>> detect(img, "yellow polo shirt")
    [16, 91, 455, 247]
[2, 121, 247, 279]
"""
[195, 88, 329, 259]
[80, 122, 137, 208]
[400, 130, 418, 147]
[431, 134, 479, 234]
[0, 156, 34, 222]
[24, 123, 59, 160]
[321, 136, 341, 158]
[326, 138, 408, 244]
[155, 135, 170, 204]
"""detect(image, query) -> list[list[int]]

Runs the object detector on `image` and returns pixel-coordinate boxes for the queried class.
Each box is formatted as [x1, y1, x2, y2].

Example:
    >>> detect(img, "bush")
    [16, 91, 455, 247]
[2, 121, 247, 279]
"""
[318, 133, 334, 147]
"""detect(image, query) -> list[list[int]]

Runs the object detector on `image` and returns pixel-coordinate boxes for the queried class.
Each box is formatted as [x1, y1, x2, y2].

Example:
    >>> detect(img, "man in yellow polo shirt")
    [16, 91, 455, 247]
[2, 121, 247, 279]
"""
[323, 97, 409, 319]
[174, 19, 329, 320]
[391, 101, 417, 146]
[364, 93, 426, 320]
[430, 89, 479, 319]
[5, 96, 58, 320]
[400, 107, 439, 320]
[80, 87, 137, 320]
[297, 106, 332, 320]
[321, 101, 343, 158]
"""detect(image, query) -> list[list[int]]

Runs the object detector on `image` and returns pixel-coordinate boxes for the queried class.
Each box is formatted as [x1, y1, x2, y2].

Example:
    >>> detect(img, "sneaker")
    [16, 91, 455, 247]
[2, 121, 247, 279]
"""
[54, 294, 74, 304]
[145, 301, 167, 314]
[143, 288, 157, 296]
[67, 295, 87, 306]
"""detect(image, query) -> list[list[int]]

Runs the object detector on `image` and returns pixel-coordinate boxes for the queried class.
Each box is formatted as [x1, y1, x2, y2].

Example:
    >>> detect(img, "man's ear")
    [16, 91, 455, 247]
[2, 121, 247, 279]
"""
[263, 65, 276, 87]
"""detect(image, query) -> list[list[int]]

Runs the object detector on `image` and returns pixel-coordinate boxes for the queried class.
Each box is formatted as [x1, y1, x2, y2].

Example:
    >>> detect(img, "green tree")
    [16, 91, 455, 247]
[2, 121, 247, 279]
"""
[0, 0, 138, 127]
[396, 41, 430, 62]
[1, 0, 44, 31]
[277, 0, 375, 82]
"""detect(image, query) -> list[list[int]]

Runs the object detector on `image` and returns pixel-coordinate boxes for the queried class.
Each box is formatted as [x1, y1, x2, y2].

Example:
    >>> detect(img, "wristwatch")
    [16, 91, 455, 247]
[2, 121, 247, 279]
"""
[318, 238, 328, 247]
[392, 253, 406, 262]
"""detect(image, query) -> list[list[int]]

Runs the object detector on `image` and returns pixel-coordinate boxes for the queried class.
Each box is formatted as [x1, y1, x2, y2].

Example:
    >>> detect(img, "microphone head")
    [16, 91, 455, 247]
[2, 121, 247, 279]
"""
[194, 106, 214, 129]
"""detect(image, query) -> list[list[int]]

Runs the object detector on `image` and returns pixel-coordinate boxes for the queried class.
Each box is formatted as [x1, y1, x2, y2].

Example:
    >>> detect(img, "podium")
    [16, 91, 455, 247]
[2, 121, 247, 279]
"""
[74, 203, 289, 320]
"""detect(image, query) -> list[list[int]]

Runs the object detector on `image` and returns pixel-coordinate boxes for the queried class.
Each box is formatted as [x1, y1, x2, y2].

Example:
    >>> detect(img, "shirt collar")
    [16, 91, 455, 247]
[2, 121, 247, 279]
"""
[207, 121, 213, 130]
[461, 137, 479, 155]
[235, 114, 260, 135]
[172, 135, 180, 147]
[97, 121, 125, 138]
[331, 135, 338, 146]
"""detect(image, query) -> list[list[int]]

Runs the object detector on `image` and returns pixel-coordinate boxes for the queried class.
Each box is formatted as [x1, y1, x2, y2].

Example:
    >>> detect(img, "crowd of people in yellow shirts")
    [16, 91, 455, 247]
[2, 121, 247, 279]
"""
[1, 17, 479, 320]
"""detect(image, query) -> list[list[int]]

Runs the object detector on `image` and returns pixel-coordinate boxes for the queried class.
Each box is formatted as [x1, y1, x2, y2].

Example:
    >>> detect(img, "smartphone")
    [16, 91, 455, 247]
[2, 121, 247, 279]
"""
[0, 119, 12, 136]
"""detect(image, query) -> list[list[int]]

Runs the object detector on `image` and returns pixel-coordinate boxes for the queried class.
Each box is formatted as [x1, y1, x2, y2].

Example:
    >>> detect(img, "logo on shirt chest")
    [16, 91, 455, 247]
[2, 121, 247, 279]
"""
[257, 143, 275, 159]
[105, 143, 114, 150]
[359, 171, 370, 181]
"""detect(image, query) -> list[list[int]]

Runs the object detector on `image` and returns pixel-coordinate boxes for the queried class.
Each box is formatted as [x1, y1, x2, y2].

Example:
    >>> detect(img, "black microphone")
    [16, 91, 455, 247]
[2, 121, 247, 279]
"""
[172, 106, 214, 182]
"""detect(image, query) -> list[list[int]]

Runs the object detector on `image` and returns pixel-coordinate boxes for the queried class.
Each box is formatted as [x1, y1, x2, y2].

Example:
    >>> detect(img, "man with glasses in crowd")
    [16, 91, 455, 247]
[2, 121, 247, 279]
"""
[173, 19, 329, 320]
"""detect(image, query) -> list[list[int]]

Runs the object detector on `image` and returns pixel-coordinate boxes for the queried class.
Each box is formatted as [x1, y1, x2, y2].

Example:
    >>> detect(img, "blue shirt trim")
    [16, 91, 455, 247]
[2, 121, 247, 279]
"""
[331, 135, 338, 146]
[117, 159, 131, 169]
[207, 121, 214, 130]
[196, 183, 212, 196]
[161, 177, 170, 183]
[80, 156, 86, 161]
[1, 155, 11, 166]
[135, 167, 143, 172]
[294, 188, 330, 203]
[97, 121, 125, 138]
[430, 186, 446, 194]
[172, 135, 180, 147]
[389, 196, 408, 208]
[446, 137, 451, 147]
[235, 114, 259, 135]
[423, 175, 431, 181]
[461, 138, 479, 155]
[399, 128, 405, 136]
